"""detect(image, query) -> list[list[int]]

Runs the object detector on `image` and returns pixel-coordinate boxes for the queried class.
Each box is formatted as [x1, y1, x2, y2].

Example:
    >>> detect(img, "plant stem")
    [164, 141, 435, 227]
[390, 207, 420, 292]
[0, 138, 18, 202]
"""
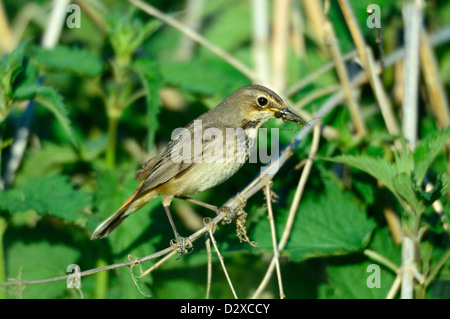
[94, 258, 108, 299]
[106, 116, 119, 168]
[0, 217, 7, 299]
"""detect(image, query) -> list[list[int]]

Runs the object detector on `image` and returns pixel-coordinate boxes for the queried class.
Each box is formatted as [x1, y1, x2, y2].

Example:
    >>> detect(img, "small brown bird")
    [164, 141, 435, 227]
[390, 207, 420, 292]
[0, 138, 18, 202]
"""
[91, 84, 307, 254]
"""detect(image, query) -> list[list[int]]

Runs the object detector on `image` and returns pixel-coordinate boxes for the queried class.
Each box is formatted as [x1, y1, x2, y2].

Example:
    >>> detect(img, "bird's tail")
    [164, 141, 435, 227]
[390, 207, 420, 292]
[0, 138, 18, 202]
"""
[91, 183, 157, 239]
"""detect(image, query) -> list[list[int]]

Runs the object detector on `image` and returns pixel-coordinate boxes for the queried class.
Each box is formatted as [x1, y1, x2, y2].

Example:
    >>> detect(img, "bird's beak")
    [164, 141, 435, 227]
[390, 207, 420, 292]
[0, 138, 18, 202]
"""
[275, 108, 309, 128]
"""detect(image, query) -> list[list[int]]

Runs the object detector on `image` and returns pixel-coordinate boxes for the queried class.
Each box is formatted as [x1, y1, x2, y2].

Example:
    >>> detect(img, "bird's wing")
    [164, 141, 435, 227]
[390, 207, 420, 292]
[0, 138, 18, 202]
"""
[135, 121, 223, 195]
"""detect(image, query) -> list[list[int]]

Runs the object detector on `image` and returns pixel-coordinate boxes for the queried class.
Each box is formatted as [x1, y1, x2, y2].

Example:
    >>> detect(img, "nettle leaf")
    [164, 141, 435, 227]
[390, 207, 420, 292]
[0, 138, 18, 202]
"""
[319, 227, 399, 299]
[325, 155, 397, 193]
[413, 126, 450, 184]
[160, 60, 248, 97]
[0, 42, 28, 120]
[133, 59, 162, 152]
[34, 45, 103, 77]
[6, 240, 80, 298]
[252, 178, 376, 261]
[14, 83, 76, 146]
[392, 172, 424, 213]
[0, 174, 91, 223]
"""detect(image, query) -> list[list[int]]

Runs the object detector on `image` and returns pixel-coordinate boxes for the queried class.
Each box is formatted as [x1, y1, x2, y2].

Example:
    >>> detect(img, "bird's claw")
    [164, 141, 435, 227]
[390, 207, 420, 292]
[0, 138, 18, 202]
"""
[171, 234, 193, 259]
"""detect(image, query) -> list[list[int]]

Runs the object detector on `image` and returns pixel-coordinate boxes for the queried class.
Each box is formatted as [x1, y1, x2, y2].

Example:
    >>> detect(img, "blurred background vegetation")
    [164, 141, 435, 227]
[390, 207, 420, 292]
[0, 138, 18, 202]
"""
[0, 0, 449, 299]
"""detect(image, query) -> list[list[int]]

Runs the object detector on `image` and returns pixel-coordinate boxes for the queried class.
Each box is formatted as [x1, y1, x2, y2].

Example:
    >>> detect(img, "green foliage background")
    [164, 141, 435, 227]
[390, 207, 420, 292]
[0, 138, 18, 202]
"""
[0, 0, 449, 299]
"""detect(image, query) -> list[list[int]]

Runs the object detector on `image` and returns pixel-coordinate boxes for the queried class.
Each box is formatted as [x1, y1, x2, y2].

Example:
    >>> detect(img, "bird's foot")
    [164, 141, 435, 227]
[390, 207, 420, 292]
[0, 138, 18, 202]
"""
[170, 233, 193, 259]
[218, 206, 237, 224]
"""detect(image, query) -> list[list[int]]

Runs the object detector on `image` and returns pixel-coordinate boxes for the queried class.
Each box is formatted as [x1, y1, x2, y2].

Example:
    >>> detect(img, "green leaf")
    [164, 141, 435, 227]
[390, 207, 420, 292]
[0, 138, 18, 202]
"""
[252, 178, 376, 261]
[392, 172, 424, 213]
[319, 228, 399, 299]
[18, 142, 78, 179]
[133, 59, 162, 152]
[34, 45, 103, 77]
[14, 83, 76, 146]
[5, 240, 80, 298]
[0, 42, 27, 120]
[0, 174, 91, 223]
[325, 155, 397, 193]
[160, 60, 248, 97]
[413, 126, 450, 184]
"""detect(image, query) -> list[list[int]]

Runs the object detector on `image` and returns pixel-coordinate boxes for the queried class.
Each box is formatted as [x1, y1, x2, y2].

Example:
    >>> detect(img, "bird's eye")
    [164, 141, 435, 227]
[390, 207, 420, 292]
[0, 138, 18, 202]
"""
[257, 97, 268, 107]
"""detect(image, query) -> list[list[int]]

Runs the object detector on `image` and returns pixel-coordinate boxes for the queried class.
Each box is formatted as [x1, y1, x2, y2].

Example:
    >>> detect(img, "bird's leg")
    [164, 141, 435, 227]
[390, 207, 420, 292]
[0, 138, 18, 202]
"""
[163, 204, 193, 259]
[176, 196, 218, 212]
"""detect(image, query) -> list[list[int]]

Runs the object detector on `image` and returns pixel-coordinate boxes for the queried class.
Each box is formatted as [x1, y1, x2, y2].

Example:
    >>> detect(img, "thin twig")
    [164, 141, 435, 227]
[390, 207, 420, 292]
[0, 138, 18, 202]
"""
[138, 251, 177, 279]
[324, 22, 367, 136]
[337, 0, 401, 144]
[363, 249, 399, 273]
[286, 50, 357, 97]
[251, 0, 270, 86]
[0, 0, 14, 53]
[129, 0, 258, 82]
[252, 121, 321, 298]
[264, 180, 285, 299]
[419, 29, 450, 129]
[424, 248, 450, 288]
[271, 0, 290, 92]
[208, 228, 238, 299]
[386, 273, 402, 299]
[205, 236, 212, 299]
[174, 0, 205, 61]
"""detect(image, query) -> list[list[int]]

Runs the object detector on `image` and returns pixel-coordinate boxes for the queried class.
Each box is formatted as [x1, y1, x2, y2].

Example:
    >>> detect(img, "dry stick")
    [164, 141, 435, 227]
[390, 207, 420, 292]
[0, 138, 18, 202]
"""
[386, 273, 402, 299]
[251, 0, 270, 86]
[205, 237, 212, 299]
[208, 229, 238, 299]
[75, 0, 108, 34]
[294, 84, 340, 110]
[3, 29, 450, 289]
[0, 0, 14, 53]
[271, 0, 290, 92]
[401, 1, 422, 149]
[264, 181, 285, 299]
[286, 50, 358, 97]
[252, 121, 321, 299]
[324, 22, 367, 136]
[129, 0, 258, 82]
[290, 0, 306, 58]
[138, 251, 176, 279]
[174, 0, 205, 61]
[419, 29, 450, 129]
[363, 249, 399, 273]
[367, 6, 384, 71]
[3, 0, 71, 189]
[400, 0, 423, 300]
[337, 0, 400, 140]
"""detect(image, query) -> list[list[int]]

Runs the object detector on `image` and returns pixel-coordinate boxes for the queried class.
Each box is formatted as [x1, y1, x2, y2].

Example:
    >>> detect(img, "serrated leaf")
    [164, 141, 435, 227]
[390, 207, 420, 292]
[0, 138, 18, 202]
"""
[325, 155, 397, 193]
[18, 142, 78, 179]
[160, 60, 248, 97]
[413, 127, 450, 184]
[0, 174, 91, 223]
[319, 228, 399, 299]
[0, 42, 27, 120]
[34, 45, 103, 77]
[133, 59, 162, 152]
[6, 240, 80, 298]
[14, 84, 76, 146]
[392, 172, 424, 213]
[252, 178, 376, 261]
